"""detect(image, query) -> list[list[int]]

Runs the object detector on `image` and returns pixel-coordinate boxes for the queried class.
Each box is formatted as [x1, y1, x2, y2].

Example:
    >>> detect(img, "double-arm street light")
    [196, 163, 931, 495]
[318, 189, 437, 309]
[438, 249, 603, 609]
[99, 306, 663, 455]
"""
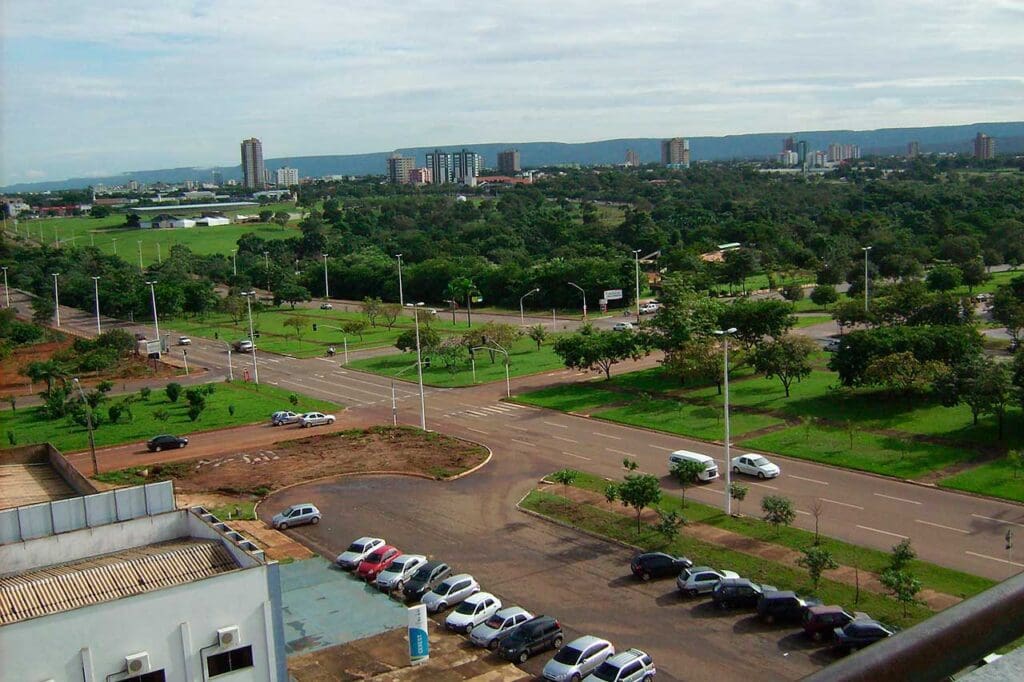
[632, 249, 643, 324]
[520, 288, 540, 325]
[567, 281, 587, 320]
[322, 253, 330, 299]
[406, 302, 428, 430]
[72, 378, 99, 476]
[92, 276, 101, 334]
[862, 245, 873, 312]
[242, 291, 260, 384]
[395, 254, 405, 307]
[145, 280, 161, 346]
[51, 273, 61, 326]
[714, 327, 738, 516]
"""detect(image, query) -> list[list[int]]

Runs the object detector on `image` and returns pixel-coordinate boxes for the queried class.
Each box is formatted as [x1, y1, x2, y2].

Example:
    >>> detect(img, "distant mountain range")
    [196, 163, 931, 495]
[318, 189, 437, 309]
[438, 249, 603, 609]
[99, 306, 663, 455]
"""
[6, 122, 1023, 193]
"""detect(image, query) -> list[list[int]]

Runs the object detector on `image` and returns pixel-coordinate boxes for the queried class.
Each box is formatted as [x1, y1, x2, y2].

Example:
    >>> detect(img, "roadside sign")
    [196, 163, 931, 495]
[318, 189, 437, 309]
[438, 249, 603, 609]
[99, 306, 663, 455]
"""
[145, 340, 162, 356]
[604, 289, 623, 301]
[408, 604, 429, 664]
[471, 296, 484, 303]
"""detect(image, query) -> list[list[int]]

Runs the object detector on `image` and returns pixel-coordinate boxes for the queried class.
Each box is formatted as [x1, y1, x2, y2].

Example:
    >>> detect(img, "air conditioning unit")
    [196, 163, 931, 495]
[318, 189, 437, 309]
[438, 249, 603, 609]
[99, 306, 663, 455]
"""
[217, 626, 240, 648]
[125, 652, 151, 675]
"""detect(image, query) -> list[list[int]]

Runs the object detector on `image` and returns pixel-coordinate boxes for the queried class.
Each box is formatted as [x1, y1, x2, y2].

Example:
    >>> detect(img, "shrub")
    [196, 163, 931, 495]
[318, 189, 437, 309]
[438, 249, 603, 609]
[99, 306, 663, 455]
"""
[153, 408, 170, 422]
[165, 382, 182, 403]
[781, 283, 805, 301]
[288, 393, 299, 406]
[188, 404, 204, 422]
[228, 404, 236, 416]
[7, 430, 15, 446]
[139, 387, 151, 401]
[810, 285, 839, 306]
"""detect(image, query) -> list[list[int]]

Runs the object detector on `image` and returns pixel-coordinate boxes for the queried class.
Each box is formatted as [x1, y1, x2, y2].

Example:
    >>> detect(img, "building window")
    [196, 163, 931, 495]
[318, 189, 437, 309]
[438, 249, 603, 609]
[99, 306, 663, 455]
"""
[125, 672, 166, 682]
[207, 646, 254, 677]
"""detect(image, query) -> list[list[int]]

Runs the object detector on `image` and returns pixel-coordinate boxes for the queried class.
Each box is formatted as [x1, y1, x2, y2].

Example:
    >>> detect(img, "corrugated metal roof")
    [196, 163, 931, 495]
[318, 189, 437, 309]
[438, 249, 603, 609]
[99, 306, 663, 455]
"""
[0, 539, 238, 625]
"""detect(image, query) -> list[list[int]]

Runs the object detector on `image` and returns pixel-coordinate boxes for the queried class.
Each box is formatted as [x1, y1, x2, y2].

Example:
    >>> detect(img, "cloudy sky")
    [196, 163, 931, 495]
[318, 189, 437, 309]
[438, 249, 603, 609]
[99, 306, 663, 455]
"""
[2, 1, 1022, 184]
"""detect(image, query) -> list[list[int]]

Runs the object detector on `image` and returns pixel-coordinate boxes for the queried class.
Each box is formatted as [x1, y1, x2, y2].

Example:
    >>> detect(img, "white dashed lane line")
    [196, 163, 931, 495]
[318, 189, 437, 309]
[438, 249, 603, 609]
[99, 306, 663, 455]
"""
[972, 514, 1024, 528]
[594, 432, 622, 440]
[822, 498, 864, 510]
[606, 448, 634, 457]
[511, 439, 533, 447]
[553, 436, 578, 444]
[543, 421, 568, 429]
[465, 427, 489, 435]
[856, 525, 908, 540]
[874, 492, 922, 505]
[915, 519, 968, 534]
[562, 452, 592, 461]
[965, 551, 1024, 567]
[789, 474, 829, 485]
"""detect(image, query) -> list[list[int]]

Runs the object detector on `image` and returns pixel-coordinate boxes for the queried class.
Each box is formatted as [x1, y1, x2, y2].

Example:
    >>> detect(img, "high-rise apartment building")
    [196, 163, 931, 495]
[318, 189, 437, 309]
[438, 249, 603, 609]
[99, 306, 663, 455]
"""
[661, 138, 690, 168]
[782, 136, 797, 153]
[275, 166, 299, 186]
[827, 143, 861, 163]
[408, 168, 433, 185]
[797, 140, 809, 168]
[426, 149, 482, 184]
[974, 133, 995, 160]
[624, 149, 641, 167]
[454, 149, 483, 182]
[907, 141, 920, 158]
[240, 137, 265, 189]
[497, 149, 521, 175]
[387, 153, 416, 184]
[426, 149, 453, 184]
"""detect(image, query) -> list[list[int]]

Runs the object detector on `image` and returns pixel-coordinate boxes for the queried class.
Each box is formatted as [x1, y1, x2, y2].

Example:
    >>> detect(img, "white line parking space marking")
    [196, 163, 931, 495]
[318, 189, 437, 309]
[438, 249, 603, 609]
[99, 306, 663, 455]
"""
[971, 514, 1024, 529]
[543, 421, 568, 428]
[823, 498, 864, 510]
[789, 475, 829, 485]
[594, 432, 621, 440]
[965, 551, 1024, 567]
[856, 525, 908, 539]
[562, 451, 592, 461]
[874, 493, 922, 505]
[748, 482, 779, 490]
[606, 448, 634, 457]
[466, 427, 489, 435]
[553, 436, 578, 444]
[511, 439, 533, 447]
[915, 520, 968, 534]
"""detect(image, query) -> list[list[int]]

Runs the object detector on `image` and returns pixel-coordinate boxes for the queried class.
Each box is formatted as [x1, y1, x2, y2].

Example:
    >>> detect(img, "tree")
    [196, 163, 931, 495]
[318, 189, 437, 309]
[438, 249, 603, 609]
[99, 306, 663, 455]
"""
[881, 569, 922, 617]
[729, 483, 749, 516]
[618, 473, 662, 534]
[188, 403, 205, 422]
[761, 495, 796, 534]
[32, 296, 55, 326]
[1008, 450, 1024, 479]
[810, 285, 839, 307]
[341, 319, 368, 341]
[433, 336, 466, 372]
[550, 468, 579, 508]
[90, 205, 111, 218]
[649, 275, 724, 351]
[22, 360, 66, 396]
[751, 334, 816, 398]
[992, 284, 1024, 347]
[926, 264, 962, 292]
[721, 247, 760, 293]
[273, 282, 311, 309]
[273, 211, 290, 229]
[527, 324, 548, 350]
[657, 510, 684, 542]
[661, 338, 723, 393]
[381, 303, 403, 330]
[604, 483, 619, 510]
[718, 299, 796, 349]
[831, 325, 982, 387]
[137, 386, 151, 402]
[889, 538, 917, 572]
[671, 458, 707, 509]
[221, 295, 245, 325]
[781, 283, 805, 302]
[810, 498, 825, 544]
[831, 299, 874, 335]
[259, 209, 273, 223]
[362, 296, 383, 327]
[863, 352, 944, 396]
[395, 326, 440, 353]
[798, 546, 838, 592]
[165, 382, 182, 403]
[552, 325, 649, 379]
[283, 316, 306, 343]
[960, 258, 989, 292]
[934, 356, 1016, 437]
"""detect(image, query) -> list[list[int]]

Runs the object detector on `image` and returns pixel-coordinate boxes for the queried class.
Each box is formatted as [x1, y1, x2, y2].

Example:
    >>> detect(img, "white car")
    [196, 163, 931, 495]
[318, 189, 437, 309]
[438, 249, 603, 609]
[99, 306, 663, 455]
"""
[178, 336, 192, 346]
[469, 606, 534, 650]
[677, 566, 740, 596]
[639, 302, 659, 314]
[375, 554, 428, 592]
[236, 339, 254, 352]
[320, 302, 333, 310]
[420, 573, 479, 613]
[731, 453, 781, 479]
[300, 412, 336, 428]
[543, 635, 615, 682]
[445, 592, 502, 634]
[612, 322, 634, 332]
[336, 536, 385, 569]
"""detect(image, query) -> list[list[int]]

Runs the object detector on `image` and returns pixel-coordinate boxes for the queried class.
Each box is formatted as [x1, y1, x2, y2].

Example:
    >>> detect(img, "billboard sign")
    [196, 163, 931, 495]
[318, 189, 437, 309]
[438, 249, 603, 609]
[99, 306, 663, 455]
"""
[146, 340, 162, 357]
[603, 289, 623, 301]
[408, 604, 429, 664]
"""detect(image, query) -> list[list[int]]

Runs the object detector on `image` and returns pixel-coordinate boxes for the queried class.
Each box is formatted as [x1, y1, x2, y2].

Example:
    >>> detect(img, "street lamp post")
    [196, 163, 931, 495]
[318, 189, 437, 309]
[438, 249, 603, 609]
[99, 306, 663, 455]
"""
[92, 276, 101, 334]
[406, 302, 427, 430]
[471, 344, 511, 397]
[322, 253, 330, 299]
[72, 378, 99, 476]
[223, 341, 234, 381]
[519, 288, 540, 326]
[231, 249, 237, 276]
[157, 243, 162, 263]
[51, 272, 61, 326]
[714, 327, 737, 516]
[137, 241, 144, 273]
[2, 266, 9, 308]
[395, 254, 405, 307]
[391, 362, 419, 426]
[567, 281, 587, 320]
[145, 280, 161, 345]
[633, 249, 642, 324]
[112, 237, 118, 256]
[182, 349, 189, 375]
[242, 291, 259, 384]
[862, 246, 873, 312]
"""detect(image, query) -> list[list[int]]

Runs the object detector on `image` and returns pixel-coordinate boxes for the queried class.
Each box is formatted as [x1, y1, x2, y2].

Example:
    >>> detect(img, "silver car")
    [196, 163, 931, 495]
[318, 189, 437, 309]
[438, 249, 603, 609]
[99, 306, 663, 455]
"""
[271, 410, 301, 426]
[270, 503, 321, 530]
[677, 566, 740, 597]
[336, 536, 385, 569]
[375, 554, 427, 592]
[543, 635, 615, 681]
[300, 412, 336, 427]
[469, 606, 533, 650]
[420, 573, 479, 613]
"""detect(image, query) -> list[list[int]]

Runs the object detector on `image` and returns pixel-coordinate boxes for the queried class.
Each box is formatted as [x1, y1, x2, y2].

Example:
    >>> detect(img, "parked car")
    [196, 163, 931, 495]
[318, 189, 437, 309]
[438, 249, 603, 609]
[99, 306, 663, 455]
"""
[757, 591, 821, 624]
[498, 616, 563, 664]
[469, 606, 533, 650]
[356, 545, 402, 582]
[270, 410, 301, 426]
[178, 336, 192, 346]
[421, 573, 479, 613]
[667, 450, 718, 481]
[834, 618, 897, 652]
[147, 434, 188, 452]
[401, 561, 452, 602]
[824, 337, 842, 353]
[630, 552, 692, 581]
[676, 566, 740, 597]
[375, 554, 428, 592]
[300, 412, 336, 427]
[445, 592, 502, 633]
[543, 635, 615, 682]
[803, 605, 859, 642]
[320, 302, 334, 310]
[271, 503, 321, 530]
[730, 453, 781, 479]
[613, 322, 634, 332]
[639, 302, 659, 314]
[711, 578, 777, 610]
[583, 647, 656, 682]
[335, 536, 386, 570]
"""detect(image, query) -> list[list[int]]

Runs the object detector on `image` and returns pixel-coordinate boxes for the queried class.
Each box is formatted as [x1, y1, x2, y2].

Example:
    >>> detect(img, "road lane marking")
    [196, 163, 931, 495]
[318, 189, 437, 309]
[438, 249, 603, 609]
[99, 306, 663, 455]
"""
[748, 481, 779, 490]
[477, 407, 507, 414]
[649, 445, 675, 451]
[466, 427, 489, 435]
[915, 520, 968, 534]
[511, 439, 533, 446]
[553, 436, 578, 444]
[822, 498, 864, 510]
[508, 425, 529, 432]
[789, 475, 829, 485]
[594, 432, 621, 440]
[971, 514, 1024, 529]
[856, 525, 908, 539]
[464, 410, 489, 417]
[965, 551, 1024, 567]
[562, 451, 592, 461]
[874, 493, 922, 505]
[543, 421, 568, 429]
[606, 448, 634, 457]
[485, 405, 514, 412]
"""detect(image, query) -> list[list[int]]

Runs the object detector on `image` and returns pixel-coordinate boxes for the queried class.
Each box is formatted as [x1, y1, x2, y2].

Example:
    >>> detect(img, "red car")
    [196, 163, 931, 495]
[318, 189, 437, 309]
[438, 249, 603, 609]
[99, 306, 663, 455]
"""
[356, 545, 401, 581]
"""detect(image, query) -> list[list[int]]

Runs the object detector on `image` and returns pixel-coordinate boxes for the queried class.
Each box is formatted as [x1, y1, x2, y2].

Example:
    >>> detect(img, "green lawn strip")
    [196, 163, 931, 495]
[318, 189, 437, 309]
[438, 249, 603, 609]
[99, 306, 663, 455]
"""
[939, 460, 1024, 504]
[793, 315, 834, 329]
[594, 397, 783, 441]
[347, 337, 566, 388]
[509, 382, 621, 412]
[521, 490, 930, 628]
[1, 381, 341, 453]
[790, 299, 829, 313]
[564, 472, 993, 599]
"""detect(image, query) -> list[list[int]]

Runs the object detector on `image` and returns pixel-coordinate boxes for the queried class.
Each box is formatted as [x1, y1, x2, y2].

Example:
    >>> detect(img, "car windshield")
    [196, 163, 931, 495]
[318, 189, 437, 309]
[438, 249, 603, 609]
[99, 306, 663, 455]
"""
[411, 566, 433, 581]
[347, 542, 366, 553]
[432, 580, 455, 594]
[484, 614, 505, 628]
[552, 645, 584, 664]
[365, 550, 385, 562]
[454, 600, 477, 615]
[592, 661, 622, 681]
[749, 456, 770, 467]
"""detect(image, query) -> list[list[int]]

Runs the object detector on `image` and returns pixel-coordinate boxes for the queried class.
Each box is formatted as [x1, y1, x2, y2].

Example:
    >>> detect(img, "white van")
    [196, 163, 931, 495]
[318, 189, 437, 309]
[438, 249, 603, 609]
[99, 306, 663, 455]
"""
[667, 450, 719, 482]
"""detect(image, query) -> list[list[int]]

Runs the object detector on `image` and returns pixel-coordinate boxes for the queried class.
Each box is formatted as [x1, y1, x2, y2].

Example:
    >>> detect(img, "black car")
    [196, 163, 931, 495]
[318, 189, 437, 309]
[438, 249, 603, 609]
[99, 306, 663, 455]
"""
[834, 619, 897, 652]
[147, 434, 188, 452]
[401, 561, 451, 603]
[711, 578, 777, 610]
[630, 552, 693, 581]
[757, 590, 822, 624]
[498, 616, 563, 664]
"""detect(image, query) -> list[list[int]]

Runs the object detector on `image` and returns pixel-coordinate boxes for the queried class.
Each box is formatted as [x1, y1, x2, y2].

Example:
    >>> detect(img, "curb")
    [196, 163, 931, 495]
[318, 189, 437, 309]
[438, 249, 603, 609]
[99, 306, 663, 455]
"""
[514, 485, 643, 553]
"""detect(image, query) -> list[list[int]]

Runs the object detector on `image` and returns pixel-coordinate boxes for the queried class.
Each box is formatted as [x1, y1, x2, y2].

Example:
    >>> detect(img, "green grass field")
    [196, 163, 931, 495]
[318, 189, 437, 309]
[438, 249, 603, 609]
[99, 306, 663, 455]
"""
[793, 314, 834, 329]
[940, 460, 1024, 503]
[1, 381, 341, 453]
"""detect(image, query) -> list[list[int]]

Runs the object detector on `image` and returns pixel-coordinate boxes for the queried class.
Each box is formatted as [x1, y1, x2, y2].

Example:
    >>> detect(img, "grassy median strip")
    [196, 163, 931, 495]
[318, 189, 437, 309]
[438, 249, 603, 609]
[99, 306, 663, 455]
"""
[521, 489, 931, 628]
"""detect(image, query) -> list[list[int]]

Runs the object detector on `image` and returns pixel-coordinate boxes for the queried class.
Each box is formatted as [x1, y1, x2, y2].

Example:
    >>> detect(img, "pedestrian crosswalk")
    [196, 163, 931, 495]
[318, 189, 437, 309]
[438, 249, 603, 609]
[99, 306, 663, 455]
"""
[442, 402, 531, 419]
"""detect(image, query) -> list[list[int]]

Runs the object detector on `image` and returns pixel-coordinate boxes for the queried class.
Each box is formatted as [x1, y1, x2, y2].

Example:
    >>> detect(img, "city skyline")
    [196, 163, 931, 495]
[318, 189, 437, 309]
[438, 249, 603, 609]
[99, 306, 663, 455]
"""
[3, 1, 1023, 185]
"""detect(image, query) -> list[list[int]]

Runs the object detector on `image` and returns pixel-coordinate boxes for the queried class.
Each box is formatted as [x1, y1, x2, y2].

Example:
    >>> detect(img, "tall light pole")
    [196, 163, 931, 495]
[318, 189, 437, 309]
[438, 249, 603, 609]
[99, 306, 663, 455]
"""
[72, 378, 99, 476]
[322, 253, 330, 299]
[406, 302, 427, 430]
[263, 251, 271, 291]
[395, 254, 405, 307]
[51, 272, 61, 326]
[156, 243, 162, 263]
[862, 246, 873, 312]
[111, 237, 117, 256]
[137, 240, 144, 273]
[223, 341, 234, 381]
[567, 281, 587, 320]
[2, 266, 9, 308]
[714, 327, 737, 516]
[92, 276, 101, 334]
[145, 280, 161, 345]
[632, 248, 642, 324]
[242, 291, 260, 384]
[520, 287, 539, 325]
[231, 249, 237, 276]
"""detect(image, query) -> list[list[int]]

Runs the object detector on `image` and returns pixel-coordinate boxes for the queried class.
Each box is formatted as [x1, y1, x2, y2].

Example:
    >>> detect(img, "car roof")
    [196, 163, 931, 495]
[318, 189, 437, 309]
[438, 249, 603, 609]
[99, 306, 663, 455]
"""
[565, 635, 609, 649]
[463, 591, 495, 604]
[605, 648, 648, 666]
[283, 503, 317, 511]
[443, 572, 473, 583]
[352, 536, 382, 545]
[764, 590, 797, 599]
[688, 566, 716, 573]
[809, 604, 849, 615]
[717, 578, 754, 588]
[393, 553, 425, 563]
[494, 606, 530, 618]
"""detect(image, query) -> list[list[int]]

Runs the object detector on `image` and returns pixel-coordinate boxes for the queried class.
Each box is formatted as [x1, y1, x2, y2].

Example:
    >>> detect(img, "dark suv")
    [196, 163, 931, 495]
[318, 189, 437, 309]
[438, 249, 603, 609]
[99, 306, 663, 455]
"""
[498, 616, 563, 664]
[711, 578, 776, 610]
[802, 605, 857, 642]
[757, 591, 821, 624]
[630, 552, 692, 581]
[401, 561, 451, 603]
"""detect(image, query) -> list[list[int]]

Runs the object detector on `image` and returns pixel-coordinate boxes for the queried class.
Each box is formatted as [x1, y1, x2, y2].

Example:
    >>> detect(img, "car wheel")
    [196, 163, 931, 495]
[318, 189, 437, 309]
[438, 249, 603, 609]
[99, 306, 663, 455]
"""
[732, 466, 740, 474]
[518, 651, 529, 664]
[552, 636, 563, 649]
[764, 614, 775, 624]
[643, 676, 653, 682]
[687, 589, 698, 597]
[811, 631, 823, 643]
[311, 517, 320, 525]
[155, 445, 162, 452]
[758, 471, 766, 480]
[437, 602, 446, 611]
[488, 639, 499, 651]
[849, 645, 859, 653]
[641, 572, 651, 582]
[571, 674, 581, 682]
[278, 522, 288, 530]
